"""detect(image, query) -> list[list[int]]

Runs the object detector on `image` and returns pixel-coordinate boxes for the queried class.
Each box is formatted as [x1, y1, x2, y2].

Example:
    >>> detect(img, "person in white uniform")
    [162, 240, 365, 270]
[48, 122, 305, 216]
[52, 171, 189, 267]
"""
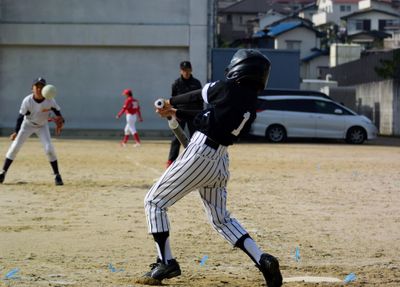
[0, 77, 65, 186]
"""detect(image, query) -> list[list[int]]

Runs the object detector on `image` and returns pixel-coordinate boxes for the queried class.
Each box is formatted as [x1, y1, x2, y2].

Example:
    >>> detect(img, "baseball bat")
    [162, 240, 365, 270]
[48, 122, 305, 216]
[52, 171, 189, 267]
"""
[154, 98, 189, 148]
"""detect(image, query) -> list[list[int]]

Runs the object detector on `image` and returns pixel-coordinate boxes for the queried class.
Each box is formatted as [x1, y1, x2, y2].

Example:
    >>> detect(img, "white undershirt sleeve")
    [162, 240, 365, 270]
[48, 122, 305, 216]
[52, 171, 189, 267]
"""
[201, 83, 210, 104]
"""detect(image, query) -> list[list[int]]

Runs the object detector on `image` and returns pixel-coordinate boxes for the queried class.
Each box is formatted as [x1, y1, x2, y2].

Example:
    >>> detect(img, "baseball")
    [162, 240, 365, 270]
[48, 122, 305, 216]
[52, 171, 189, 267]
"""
[154, 98, 165, 109]
[42, 84, 57, 99]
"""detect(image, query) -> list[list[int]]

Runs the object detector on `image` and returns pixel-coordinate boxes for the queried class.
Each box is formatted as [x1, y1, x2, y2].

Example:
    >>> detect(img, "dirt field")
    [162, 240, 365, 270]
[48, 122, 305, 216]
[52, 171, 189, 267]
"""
[0, 136, 399, 287]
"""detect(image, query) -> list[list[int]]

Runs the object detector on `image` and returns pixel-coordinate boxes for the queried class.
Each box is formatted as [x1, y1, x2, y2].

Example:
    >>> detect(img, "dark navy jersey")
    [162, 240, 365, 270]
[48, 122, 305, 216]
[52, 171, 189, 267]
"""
[171, 80, 258, 146]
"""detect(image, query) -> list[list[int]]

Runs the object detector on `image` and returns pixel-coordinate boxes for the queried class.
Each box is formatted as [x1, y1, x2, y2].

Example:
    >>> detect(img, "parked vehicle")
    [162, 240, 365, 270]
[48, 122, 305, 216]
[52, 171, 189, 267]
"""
[249, 91, 378, 144]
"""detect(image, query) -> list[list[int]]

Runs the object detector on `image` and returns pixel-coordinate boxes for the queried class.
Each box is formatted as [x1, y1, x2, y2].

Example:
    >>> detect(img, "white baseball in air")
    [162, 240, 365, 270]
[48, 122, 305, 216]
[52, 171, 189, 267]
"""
[42, 84, 57, 99]
[154, 98, 165, 109]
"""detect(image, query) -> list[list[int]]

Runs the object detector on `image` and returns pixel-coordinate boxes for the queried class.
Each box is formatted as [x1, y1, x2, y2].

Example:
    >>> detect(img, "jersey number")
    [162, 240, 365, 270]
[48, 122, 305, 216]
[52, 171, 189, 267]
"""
[231, 112, 250, 136]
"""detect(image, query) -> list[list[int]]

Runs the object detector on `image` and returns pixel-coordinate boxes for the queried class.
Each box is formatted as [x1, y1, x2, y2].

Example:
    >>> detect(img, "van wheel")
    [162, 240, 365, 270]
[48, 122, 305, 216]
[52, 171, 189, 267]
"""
[266, 125, 286, 143]
[346, 127, 366, 144]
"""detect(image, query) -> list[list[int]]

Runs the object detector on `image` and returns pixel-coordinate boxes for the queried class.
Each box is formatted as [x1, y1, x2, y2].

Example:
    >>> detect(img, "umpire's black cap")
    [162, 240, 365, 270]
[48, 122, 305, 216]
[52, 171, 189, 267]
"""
[33, 77, 47, 86]
[180, 61, 192, 70]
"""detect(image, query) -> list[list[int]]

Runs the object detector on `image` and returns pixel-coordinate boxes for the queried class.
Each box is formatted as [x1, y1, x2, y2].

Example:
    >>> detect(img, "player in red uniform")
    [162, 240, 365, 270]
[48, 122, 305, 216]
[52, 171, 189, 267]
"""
[116, 89, 143, 147]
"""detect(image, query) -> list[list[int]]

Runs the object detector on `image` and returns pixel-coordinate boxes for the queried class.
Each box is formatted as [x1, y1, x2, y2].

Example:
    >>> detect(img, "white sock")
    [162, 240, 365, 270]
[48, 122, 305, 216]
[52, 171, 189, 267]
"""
[243, 238, 263, 263]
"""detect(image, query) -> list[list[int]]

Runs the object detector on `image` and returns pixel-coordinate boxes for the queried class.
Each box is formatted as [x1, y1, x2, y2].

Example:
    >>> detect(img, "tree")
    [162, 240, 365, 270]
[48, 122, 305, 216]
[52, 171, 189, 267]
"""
[375, 50, 400, 80]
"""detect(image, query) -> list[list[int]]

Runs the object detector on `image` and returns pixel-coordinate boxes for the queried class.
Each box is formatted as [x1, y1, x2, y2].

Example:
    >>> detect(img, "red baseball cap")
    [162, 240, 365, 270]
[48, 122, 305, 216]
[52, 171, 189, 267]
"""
[122, 89, 132, 96]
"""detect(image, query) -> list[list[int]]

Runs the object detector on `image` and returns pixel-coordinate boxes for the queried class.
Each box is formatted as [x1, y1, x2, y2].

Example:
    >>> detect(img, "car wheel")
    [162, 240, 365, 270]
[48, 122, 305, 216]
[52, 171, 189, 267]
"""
[346, 127, 366, 144]
[266, 125, 286, 143]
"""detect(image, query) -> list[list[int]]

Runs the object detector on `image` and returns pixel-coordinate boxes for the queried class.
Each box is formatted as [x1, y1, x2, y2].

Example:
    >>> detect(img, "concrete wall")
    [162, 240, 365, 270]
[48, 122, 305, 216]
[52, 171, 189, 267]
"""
[356, 80, 400, 136]
[0, 0, 211, 134]
[330, 44, 362, 67]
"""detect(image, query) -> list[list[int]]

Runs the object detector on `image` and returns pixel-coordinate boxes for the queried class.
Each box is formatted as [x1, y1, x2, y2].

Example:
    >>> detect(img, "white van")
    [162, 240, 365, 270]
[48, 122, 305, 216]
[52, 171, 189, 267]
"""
[249, 93, 378, 144]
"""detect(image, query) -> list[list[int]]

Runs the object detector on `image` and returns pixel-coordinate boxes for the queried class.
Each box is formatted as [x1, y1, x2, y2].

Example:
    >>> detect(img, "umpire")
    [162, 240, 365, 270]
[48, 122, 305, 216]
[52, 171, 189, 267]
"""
[166, 61, 202, 167]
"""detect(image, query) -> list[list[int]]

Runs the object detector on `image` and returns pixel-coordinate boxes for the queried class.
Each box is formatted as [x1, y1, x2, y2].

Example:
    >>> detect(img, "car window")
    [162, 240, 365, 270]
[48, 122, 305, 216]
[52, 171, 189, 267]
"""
[257, 99, 315, 112]
[314, 100, 352, 115]
[290, 100, 315, 112]
[257, 99, 287, 111]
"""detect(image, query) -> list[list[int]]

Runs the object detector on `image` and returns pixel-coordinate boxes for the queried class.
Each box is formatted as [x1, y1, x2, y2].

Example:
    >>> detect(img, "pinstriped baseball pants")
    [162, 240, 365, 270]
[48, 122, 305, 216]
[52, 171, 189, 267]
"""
[144, 131, 247, 245]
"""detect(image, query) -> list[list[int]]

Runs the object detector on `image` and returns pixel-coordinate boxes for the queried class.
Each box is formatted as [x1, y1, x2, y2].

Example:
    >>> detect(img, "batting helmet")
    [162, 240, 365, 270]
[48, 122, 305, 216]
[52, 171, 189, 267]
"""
[225, 49, 271, 90]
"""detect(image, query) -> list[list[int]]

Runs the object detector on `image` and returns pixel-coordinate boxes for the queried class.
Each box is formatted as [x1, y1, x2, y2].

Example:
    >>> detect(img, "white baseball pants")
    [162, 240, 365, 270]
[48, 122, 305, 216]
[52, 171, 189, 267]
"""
[144, 131, 247, 245]
[124, 114, 137, 135]
[6, 120, 57, 162]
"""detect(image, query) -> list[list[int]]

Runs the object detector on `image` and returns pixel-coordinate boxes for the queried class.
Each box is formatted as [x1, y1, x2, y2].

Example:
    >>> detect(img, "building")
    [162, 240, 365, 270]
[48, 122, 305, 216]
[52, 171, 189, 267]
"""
[342, 0, 400, 48]
[253, 18, 326, 79]
[312, 0, 360, 27]
[217, 0, 314, 46]
[0, 0, 212, 135]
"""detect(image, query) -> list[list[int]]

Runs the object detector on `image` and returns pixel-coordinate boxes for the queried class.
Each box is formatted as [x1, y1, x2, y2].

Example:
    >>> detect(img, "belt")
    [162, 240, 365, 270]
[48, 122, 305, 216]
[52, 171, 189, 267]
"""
[204, 137, 220, 150]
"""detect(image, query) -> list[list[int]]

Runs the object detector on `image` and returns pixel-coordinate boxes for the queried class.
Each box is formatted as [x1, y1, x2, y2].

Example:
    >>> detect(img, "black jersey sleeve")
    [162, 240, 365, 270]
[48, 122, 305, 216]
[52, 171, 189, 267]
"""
[169, 89, 202, 106]
[51, 108, 65, 123]
[51, 107, 62, 116]
[176, 109, 201, 120]
[15, 113, 24, 133]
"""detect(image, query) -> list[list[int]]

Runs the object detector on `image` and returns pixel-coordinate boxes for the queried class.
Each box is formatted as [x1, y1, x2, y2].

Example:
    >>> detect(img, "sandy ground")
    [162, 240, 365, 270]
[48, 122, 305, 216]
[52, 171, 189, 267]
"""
[0, 136, 400, 287]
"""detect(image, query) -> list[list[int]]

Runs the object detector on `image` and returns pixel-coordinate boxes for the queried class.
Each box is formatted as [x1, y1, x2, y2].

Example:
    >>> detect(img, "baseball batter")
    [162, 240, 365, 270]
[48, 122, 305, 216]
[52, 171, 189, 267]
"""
[0, 77, 65, 185]
[116, 89, 143, 147]
[141, 50, 282, 287]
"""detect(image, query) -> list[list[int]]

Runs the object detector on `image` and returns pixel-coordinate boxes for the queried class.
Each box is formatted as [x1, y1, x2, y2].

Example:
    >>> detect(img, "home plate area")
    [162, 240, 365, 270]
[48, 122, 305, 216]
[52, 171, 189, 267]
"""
[284, 276, 342, 283]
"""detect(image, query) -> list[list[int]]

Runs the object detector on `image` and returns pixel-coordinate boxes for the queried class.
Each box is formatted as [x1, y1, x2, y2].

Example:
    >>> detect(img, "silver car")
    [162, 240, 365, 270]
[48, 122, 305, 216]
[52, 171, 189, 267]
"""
[250, 94, 378, 144]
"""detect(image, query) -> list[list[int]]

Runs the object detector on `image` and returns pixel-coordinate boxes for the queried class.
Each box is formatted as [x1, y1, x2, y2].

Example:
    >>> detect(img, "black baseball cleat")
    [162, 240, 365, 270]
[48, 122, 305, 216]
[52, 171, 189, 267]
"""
[0, 171, 5, 183]
[143, 258, 181, 281]
[258, 253, 283, 287]
[55, 174, 64, 186]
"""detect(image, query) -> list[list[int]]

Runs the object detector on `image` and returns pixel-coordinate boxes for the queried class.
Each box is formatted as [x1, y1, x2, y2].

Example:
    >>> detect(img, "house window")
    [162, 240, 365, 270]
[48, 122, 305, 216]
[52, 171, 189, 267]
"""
[379, 19, 386, 30]
[379, 19, 398, 30]
[340, 5, 351, 12]
[355, 19, 371, 31]
[317, 66, 329, 79]
[286, 40, 301, 50]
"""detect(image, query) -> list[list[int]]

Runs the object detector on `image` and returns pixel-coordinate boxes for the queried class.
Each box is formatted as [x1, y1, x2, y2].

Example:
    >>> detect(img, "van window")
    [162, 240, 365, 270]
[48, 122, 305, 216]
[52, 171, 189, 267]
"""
[314, 100, 352, 115]
[258, 99, 315, 112]
[290, 100, 315, 112]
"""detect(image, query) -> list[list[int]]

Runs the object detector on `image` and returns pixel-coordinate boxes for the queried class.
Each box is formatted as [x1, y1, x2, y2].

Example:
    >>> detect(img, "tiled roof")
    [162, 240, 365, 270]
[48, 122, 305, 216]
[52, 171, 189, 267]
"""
[254, 20, 319, 37]
[342, 8, 400, 19]
[302, 49, 329, 62]
[349, 30, 392, 38]
[221, 0, 273, 13]
[221, 0, 315, 13]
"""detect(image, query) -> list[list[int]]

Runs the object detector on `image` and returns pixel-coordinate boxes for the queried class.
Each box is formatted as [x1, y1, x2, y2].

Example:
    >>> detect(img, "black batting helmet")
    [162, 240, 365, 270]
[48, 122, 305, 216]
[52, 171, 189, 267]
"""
[225, 49, 271, 90]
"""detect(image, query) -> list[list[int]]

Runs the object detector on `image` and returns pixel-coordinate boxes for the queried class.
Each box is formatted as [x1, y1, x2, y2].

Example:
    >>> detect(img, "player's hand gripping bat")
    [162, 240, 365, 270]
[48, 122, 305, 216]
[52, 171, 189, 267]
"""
[154, 99, 189, 148]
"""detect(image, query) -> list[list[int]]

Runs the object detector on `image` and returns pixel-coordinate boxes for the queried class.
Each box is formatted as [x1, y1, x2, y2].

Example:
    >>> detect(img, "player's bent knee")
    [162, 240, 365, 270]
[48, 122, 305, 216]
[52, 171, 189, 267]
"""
[44, 147, 57, 162]
[144, 199, 166, 216]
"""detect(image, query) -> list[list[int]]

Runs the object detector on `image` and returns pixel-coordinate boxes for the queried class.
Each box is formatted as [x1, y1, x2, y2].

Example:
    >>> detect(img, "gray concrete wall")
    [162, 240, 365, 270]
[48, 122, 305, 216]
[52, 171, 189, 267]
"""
[0, 0, 210, 134]
[356, 80, 400, 136]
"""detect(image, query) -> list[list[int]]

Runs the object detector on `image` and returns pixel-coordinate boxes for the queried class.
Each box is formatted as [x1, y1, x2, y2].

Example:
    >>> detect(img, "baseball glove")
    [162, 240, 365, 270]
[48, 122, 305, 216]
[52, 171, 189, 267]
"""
[50, 116, 65, 136]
